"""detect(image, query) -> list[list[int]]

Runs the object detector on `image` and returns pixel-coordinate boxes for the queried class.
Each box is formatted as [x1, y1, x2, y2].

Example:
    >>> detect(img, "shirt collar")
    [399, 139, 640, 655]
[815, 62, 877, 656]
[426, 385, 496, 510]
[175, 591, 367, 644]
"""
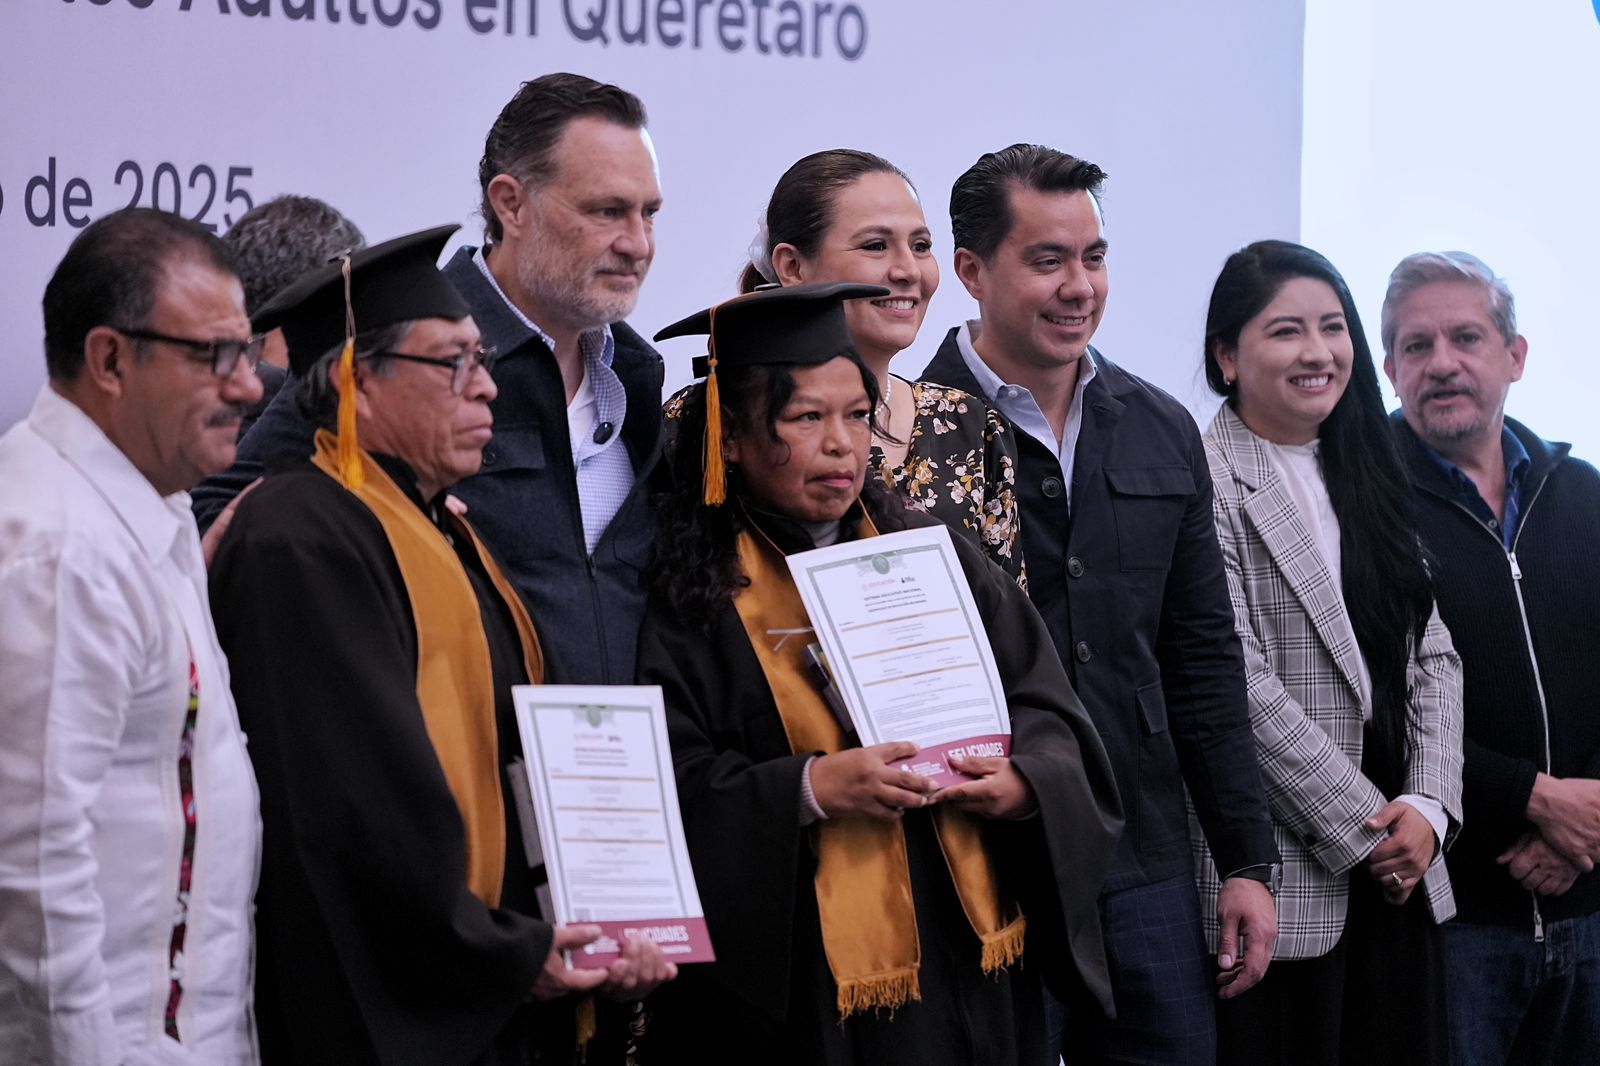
[28, 385, 187, 564]
[472, 246, 614, 368]
[1420, 422, 1530, 498]
[954, 319, 1098, 401]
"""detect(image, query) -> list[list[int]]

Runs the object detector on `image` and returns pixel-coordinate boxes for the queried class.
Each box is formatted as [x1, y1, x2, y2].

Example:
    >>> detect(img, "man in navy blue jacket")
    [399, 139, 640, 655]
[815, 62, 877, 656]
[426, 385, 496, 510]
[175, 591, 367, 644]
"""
[1384, 250, 1600, 1066]
[445, 72, 664, 686]
[200, 74, 666, 687]
[921, 144, 1279, 1064]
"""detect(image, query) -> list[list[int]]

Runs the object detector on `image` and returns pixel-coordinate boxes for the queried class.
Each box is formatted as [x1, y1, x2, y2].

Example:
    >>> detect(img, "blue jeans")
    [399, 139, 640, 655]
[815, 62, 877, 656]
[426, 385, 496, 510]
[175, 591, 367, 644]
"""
[1441, 911, 1600, 1066]
[1048, 873, 1216, 1065]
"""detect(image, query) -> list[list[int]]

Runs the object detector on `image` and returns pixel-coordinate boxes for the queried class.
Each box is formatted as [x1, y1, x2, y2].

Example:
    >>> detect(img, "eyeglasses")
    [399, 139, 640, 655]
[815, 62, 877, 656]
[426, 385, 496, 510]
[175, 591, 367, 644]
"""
[369, 346, 499, 395]
[116, 327, 267, 379]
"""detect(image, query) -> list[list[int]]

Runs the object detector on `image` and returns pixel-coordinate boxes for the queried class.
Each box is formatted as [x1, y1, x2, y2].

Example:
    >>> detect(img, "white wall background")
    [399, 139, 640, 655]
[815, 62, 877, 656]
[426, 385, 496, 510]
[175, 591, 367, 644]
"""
[0, 0, 1304, 437]
[1301, 0, 1600, 460]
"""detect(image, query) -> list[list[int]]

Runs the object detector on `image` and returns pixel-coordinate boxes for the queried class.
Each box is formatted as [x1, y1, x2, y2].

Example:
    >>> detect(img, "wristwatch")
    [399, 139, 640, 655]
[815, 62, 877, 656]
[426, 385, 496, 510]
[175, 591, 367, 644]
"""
[1228, 862, 1284, 896]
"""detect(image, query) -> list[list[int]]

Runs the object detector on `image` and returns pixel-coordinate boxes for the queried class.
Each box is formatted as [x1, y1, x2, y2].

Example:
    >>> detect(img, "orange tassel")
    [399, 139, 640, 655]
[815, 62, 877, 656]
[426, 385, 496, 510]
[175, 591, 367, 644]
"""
[703, 365, 725, 506]
[335, 339, 364, 489]
[702, 302, 726, 506]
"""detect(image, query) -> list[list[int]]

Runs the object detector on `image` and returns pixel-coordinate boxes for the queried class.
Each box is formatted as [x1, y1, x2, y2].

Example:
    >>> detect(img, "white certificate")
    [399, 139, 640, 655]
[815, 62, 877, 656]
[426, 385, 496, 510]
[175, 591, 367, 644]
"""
[787, 525, 1011, 788]
[512, 685, 714, 969]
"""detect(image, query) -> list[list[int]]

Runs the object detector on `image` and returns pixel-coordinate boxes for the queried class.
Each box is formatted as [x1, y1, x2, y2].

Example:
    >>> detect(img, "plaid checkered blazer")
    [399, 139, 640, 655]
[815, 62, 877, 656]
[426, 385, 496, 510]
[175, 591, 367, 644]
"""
[1192, 405, 1465, 960]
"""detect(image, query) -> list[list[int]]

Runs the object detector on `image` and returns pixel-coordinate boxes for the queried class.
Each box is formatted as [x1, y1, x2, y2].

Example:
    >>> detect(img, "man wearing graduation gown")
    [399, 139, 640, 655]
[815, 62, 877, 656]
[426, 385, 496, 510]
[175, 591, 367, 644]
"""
[636, 285, 1124, 1063]
[208, 226, 674, 1066]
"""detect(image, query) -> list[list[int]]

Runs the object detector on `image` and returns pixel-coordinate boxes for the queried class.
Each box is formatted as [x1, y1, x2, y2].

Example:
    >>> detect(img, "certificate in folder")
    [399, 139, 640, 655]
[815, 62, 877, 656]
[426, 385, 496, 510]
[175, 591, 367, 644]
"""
[786, 525, 1012, 788]
[512, 685, 715, 969]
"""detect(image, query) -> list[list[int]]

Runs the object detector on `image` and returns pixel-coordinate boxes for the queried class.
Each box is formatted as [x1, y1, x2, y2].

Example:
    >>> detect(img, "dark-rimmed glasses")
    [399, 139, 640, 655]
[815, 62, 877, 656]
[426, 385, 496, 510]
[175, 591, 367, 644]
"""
[368, 346, 499, 395]
[116, 327, 267, 379]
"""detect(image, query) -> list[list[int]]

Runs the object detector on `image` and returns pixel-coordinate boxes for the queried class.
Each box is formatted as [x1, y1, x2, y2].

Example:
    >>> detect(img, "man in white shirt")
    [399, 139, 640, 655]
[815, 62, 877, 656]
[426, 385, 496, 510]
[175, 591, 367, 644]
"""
[0, 207, 265, 1065]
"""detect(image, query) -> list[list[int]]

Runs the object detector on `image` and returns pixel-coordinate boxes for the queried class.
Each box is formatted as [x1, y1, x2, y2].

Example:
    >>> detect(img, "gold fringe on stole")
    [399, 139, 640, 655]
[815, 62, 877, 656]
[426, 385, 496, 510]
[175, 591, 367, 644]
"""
[702, 303, 726, 506]
[835, 969, 921, 1020]
[731, 514, 1025, 1022]
[980, 915, 1027, 973]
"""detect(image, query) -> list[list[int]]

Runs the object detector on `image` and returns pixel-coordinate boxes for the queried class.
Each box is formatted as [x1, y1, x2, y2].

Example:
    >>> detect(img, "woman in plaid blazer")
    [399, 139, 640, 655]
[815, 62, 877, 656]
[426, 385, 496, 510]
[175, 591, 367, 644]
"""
[1194, 242, 1464, 1065]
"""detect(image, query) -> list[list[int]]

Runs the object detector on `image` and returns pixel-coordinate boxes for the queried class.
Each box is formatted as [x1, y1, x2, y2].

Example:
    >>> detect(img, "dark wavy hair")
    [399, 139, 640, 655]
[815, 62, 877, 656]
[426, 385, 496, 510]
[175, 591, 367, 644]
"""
[478, 73, 648, 243]
[653, 359, 903, 627]
[1204, 239, 1432, 786]
[740, 149, 913, 294]
[949, 143, 1106, 263]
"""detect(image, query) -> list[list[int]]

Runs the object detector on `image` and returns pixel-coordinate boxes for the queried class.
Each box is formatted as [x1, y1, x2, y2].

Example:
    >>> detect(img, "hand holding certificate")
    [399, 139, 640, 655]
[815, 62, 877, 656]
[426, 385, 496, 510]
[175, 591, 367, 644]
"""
[512, 685, 715, 969]
[787, 525, 1013, 789]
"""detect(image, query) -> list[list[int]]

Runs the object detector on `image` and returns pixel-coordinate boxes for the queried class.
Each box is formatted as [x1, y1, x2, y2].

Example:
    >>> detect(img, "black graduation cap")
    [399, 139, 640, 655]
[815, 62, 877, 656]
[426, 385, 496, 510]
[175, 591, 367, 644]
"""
[653, 281, 888, 505]
[249, 223, 471, 488]
[252, 223, 471, 378]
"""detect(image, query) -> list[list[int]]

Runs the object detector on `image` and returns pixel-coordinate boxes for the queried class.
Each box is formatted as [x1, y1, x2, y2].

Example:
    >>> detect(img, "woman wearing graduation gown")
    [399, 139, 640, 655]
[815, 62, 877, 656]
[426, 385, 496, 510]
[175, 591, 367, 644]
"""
[1195, 241, 1463, 1064]
[636, 282, 1123, 1063]
[668, 149, 1028, 585]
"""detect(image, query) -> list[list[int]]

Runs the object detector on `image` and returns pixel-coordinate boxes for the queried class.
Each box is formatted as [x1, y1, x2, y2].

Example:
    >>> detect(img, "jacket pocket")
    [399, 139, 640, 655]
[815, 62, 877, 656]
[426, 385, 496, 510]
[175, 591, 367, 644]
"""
[479, 425, 546, 474]
[1134, 680, 1187, 851]
[1105, 465, 1193, 573]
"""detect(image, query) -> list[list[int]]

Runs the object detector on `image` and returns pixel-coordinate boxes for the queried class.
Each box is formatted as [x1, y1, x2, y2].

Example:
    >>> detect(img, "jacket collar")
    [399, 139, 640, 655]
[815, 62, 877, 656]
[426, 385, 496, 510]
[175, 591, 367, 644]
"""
[743, 499, 869, 556]
[1391, 409, 1570, 498]
[1210, 404, 1368, 702]
[1208, 400, 1276, 492]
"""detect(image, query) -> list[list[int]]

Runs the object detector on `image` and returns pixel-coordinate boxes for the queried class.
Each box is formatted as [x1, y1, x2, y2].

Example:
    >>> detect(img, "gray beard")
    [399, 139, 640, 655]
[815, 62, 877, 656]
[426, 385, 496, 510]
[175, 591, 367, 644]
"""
[515, 248, 639, 333]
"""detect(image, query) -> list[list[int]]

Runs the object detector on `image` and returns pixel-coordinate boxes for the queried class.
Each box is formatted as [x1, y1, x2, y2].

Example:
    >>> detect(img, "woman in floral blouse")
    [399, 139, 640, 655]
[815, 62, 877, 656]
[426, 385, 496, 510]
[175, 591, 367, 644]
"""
[671, 149, 1027, 585]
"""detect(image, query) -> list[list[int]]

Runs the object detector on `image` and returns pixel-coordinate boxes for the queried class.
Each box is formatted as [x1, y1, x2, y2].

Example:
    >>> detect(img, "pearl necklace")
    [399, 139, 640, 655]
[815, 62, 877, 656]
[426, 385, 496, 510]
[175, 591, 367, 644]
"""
[875, 373, 895, 424]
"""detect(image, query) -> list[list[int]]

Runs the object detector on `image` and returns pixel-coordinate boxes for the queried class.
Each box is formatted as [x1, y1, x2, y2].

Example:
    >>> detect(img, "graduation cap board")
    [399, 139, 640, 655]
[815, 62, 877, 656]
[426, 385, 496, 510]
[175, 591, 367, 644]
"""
[653, 281, 889, 505]
[250, 224, 472, 488]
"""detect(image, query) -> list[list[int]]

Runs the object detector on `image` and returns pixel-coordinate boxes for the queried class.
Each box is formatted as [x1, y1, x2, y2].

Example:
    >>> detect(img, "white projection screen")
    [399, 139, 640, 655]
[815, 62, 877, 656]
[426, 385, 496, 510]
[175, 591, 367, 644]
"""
[1302, 0, 1600, 461]
[1, 1, 1306, 435]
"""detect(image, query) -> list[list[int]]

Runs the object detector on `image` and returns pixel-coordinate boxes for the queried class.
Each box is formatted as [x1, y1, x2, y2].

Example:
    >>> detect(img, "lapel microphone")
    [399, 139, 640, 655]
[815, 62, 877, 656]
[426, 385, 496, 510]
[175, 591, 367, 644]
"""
[593, 421, 616, 445]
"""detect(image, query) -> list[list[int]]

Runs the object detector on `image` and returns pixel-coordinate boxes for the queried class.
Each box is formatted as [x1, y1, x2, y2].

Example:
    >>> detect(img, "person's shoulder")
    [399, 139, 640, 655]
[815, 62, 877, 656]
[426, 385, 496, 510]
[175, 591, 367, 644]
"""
[0, 426, 131, 563]
[1094, 352, 1191, 420]
[611, 320, 663, 366]
[911, 379, 990, 416]
[226, 466, 380, 548]
[1092, 353, 1204, 463]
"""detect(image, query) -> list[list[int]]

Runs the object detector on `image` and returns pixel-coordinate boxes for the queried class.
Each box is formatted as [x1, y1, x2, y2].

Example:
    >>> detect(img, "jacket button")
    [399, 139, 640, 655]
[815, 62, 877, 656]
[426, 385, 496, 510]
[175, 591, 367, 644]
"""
[1074, 641, 1092, 663]
[1041, 476, 1063, 498]
[1066, 556, 1085, 578]
[481, 447, 497, 466]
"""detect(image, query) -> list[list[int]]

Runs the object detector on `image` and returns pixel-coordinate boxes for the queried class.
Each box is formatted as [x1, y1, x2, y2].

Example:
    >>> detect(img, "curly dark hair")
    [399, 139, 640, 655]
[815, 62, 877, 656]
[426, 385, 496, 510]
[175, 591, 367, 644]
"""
[653, 360, 904, 628]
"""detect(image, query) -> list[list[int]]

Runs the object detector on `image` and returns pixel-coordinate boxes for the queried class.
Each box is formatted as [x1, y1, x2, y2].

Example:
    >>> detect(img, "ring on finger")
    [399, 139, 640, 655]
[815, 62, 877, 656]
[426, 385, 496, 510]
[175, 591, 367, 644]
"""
[1390, 871, 1403, 888]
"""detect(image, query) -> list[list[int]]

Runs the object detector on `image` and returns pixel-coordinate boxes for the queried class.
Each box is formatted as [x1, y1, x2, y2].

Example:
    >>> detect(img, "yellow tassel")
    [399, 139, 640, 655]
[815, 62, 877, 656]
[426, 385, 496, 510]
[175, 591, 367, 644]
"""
[575, 993, 596, 1048]
[335, 338, 364, 489]
[834, 969, 920, 1019]
[702, 365, 725, 506]
[701, 301, 726, 506]
[979, 915, 1026, 974]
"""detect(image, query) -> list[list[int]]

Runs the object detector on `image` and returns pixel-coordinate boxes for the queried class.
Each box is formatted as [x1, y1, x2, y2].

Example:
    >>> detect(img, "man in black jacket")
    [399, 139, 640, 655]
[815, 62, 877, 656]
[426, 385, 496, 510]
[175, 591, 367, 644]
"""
[1384, 250, 1600, 1065]
[921, 144, 1279, 1064]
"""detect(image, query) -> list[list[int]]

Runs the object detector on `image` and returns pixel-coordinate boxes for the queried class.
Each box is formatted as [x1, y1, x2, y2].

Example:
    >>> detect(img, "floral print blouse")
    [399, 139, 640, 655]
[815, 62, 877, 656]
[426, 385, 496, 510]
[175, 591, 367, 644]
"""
[869, 380, 1026, 590]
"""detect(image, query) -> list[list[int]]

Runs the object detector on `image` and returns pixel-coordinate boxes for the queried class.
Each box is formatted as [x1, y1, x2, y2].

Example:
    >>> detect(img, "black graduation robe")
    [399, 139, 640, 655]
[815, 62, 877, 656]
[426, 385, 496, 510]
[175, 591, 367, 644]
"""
[635, 502, 1124, 1064]
[209, 457, 604, 1066]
